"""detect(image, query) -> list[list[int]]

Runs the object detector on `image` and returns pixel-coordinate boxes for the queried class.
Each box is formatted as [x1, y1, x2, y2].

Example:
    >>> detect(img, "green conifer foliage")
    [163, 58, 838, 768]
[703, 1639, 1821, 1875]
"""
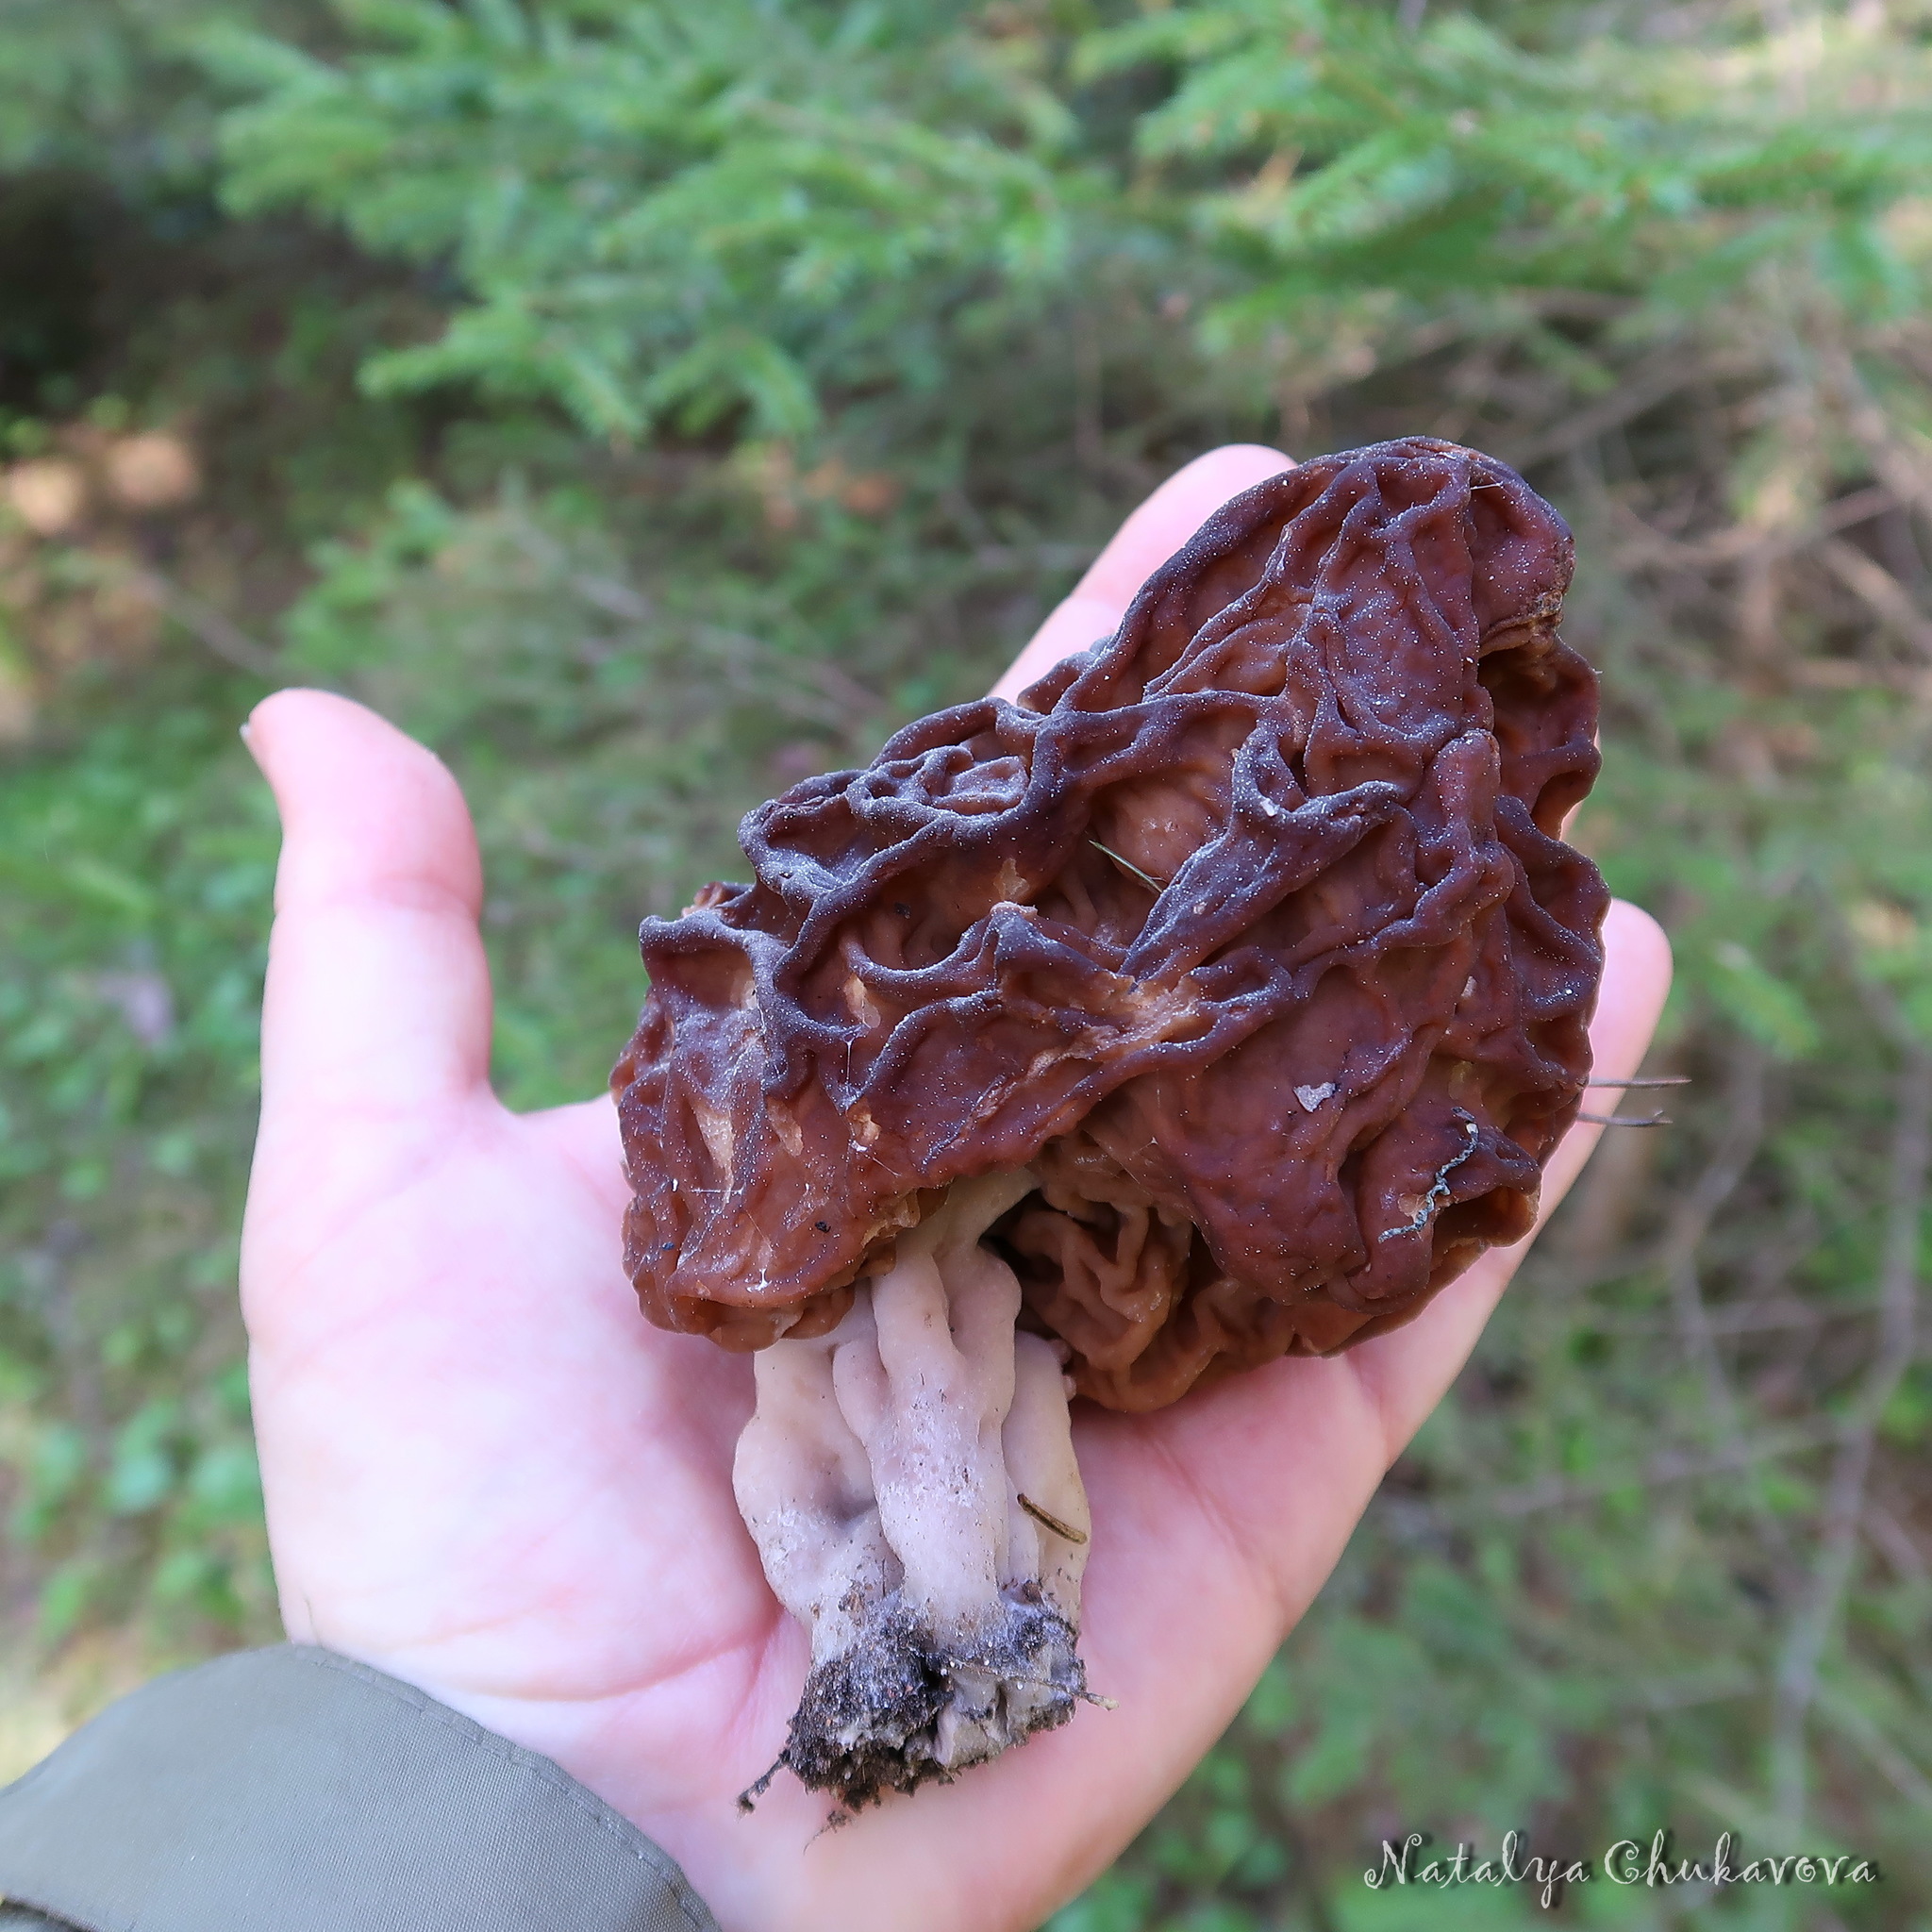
[206, 0, 1074, 437]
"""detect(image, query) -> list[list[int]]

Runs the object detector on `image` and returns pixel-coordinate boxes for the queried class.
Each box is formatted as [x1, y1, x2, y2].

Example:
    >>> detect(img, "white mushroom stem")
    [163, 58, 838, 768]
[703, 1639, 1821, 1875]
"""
[728, 1301, 898, 1665]
[732, 1170, 1092, 1802]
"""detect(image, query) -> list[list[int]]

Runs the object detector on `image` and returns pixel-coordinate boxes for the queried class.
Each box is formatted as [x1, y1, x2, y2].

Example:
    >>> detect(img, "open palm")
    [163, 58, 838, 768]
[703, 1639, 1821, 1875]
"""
[239, 446, 1672, 1932]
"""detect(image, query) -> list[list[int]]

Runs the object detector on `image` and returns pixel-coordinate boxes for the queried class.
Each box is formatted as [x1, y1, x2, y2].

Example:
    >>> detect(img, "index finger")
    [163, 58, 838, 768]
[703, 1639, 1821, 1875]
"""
[991, 444, 1293, 703]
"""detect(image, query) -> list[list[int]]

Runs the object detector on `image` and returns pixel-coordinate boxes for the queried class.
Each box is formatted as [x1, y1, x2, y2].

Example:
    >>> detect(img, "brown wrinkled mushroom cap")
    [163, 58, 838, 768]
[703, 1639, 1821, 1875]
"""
[612, 438, 1608, 1410]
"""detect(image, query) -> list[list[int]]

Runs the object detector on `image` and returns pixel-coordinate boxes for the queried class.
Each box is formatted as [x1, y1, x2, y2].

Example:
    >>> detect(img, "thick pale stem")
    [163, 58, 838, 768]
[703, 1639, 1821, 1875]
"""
[732, 1170, 1093, 1808]
[732, 1297, 895, 1664]
[1004, 1328, 1090, 1618]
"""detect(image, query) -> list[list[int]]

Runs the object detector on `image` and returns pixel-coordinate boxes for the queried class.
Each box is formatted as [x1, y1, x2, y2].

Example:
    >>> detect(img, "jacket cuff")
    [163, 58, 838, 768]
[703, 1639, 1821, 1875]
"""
[0, 1645, 718, 1932]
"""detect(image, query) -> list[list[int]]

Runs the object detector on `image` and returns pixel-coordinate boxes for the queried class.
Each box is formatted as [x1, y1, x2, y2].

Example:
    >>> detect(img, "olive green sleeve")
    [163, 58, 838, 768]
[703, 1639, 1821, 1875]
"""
[0, 1645, 720, 1932]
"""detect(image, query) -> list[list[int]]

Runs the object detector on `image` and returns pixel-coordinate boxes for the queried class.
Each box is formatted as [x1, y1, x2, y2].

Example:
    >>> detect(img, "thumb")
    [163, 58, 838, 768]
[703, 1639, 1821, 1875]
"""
[247, 689, 494, 1135]
[992, 443, 1293, 703]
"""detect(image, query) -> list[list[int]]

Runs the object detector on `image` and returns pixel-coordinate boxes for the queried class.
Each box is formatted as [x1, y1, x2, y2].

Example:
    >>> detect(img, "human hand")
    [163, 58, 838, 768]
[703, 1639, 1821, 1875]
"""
[239, 445, 1672, 1932]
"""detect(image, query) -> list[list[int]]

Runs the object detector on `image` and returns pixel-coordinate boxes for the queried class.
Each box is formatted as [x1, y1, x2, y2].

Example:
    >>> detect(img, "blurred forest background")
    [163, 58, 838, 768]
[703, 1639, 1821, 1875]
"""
[2, 0, 1930, 1924]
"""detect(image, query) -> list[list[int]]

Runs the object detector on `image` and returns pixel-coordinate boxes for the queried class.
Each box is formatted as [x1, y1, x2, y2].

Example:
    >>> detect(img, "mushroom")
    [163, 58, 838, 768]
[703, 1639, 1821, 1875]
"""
[611, 437, 1608, 1809]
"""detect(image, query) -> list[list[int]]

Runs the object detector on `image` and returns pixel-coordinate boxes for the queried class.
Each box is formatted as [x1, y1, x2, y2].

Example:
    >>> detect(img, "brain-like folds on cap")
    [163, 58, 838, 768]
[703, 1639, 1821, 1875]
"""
[613, 438, 1609, 1410]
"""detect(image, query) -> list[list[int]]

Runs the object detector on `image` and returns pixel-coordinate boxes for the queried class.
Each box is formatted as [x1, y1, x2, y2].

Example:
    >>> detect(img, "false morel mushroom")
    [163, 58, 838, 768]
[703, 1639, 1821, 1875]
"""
[611, 437, 1609, 1809]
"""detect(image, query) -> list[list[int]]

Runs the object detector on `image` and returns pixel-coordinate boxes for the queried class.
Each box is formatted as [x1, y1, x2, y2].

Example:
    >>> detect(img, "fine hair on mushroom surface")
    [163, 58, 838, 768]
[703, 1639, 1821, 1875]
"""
[611, 437, 1609, 1812]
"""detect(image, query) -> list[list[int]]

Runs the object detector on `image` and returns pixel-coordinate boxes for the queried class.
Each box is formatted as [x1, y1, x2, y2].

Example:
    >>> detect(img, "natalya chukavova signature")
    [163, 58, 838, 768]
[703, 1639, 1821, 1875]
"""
[1365, 1830, 1881, 1910]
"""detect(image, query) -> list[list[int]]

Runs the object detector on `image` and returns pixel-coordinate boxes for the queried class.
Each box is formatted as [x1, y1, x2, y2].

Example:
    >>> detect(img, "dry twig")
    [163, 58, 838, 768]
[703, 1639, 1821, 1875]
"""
[133, 568, 285, 680]
[1658, 1042, 1796, 1571]
[1468, 1415, 1848, 1522]
[1507, 346, 1756, 468]
[1816, 538, 1932, 660]
[1769, 1018, 1930, 1827]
